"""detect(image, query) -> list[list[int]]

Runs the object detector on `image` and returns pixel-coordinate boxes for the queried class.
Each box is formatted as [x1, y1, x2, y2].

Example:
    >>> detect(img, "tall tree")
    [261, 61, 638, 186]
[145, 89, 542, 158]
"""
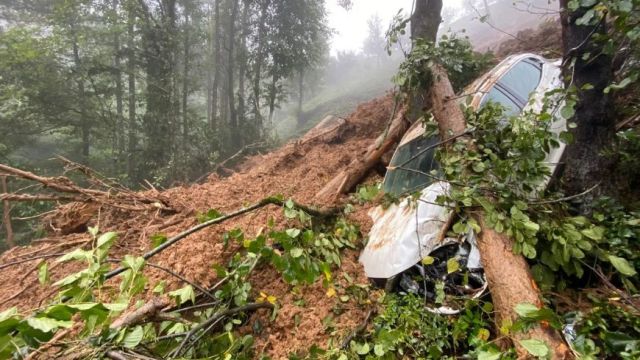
[559, 0, 616, 214]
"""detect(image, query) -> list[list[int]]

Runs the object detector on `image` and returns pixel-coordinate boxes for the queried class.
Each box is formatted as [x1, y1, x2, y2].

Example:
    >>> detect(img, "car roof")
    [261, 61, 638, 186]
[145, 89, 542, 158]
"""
[398, 53, 556, 147]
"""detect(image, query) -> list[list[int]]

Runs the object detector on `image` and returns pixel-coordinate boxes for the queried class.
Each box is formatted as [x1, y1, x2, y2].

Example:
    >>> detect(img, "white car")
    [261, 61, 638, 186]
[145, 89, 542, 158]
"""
[359, 54, 567, 312]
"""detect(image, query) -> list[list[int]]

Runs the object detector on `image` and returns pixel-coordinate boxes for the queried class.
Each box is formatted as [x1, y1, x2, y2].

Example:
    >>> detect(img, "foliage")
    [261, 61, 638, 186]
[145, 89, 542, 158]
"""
[568, 300, 640, 359]
[394, 35, 495, 94]
[0, 200, 360, 359]
[297, 294, 502, 360]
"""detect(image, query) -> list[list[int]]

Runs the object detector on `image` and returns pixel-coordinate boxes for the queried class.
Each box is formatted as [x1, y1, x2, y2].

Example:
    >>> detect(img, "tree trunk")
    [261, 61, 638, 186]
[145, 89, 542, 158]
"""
[559, 0, 615, 214]
[226, 0, 240, 150]
[411, 0, 442, 42]
[212, 0, 221, 130]
[113, 0, 125, 165]
[237, 0, 250, 146]
[267, 73, 277, 127]
[1, 176, 15, 248]
[126, 4, 137, 183]
[182, 11, 190, 159]
[71, 27, 90, 162]
[296, 68, 304, 125]
[253, 0, 271, 129]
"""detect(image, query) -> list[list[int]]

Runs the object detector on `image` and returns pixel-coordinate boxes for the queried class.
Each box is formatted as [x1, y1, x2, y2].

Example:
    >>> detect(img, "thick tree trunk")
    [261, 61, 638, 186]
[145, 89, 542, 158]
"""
[429, 64, 571, 360]
[1, 176, 15, 248]
[126, 4, 137, 183]
[559, 0, 615, 214]
[411, 0, 442, 42]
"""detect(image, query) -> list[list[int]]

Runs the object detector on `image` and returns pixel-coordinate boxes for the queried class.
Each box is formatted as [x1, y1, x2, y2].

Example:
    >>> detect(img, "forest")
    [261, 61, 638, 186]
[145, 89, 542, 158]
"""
[0, 0, 639, 359]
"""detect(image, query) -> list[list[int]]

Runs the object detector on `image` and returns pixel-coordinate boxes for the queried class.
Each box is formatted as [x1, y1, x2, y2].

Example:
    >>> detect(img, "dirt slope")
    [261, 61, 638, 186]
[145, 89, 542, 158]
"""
[0, 95, 394, 358]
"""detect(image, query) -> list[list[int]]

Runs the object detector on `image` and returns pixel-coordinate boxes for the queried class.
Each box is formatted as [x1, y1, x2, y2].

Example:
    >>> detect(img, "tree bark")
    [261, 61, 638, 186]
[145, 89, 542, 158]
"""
[182, 9, 190, 159]
[226, 0, 240, 150]
[71, 24, 90, 162]
[1, 176, 15, 248]
[211, 0, 222, 141]
[314, 106, 409, 203]
[113, 0, 125, 166]
[411, 0, 442, 42]
[252, 0, 271, 129]
[237, 0, 250, 146]
[296, 68, 305, 125]
[558, 0, 615, 214]
[126, 3, 137, 183]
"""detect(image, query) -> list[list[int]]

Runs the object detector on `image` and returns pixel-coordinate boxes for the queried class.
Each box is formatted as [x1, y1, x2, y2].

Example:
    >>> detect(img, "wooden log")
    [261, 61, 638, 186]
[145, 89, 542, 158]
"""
[1, 176, 15, 248]
[314, 106, 409, 203]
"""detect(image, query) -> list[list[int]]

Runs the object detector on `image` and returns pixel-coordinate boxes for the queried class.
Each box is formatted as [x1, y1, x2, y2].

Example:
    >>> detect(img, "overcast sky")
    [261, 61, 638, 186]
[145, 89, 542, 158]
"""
[327, 0, 465, 55]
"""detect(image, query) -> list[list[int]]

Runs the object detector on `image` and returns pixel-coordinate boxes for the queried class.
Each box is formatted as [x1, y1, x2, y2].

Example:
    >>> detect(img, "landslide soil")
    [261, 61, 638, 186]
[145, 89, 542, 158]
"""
[0, 95, 394, 359]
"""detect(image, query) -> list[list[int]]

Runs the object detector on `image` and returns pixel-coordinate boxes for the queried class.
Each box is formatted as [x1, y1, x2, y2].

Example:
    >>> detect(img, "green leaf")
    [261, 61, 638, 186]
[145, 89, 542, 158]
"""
[26, 317, 72, 333]
[581, 226, 604, 241]
[286, 229, 301, 238]
[97, 232, 117, 248]
[478, 349, 502, 360]
[168, 285, 195, 305]
[0, 308, 20, 337]
[515, 303, 540, 318]
[519, 339, 549, 357]
[290, 248, 304, 258]
[608, 255, 637, 276]
[447, 258, 460, 274]
[88, 226, 99, 237]
[560, 103, 575, 119]
[421, 256, 435, 265]
[374, 343, 385, 356]
[356, 342, 370, 355]
[103, 303, 128, 312]
[57, 249, 92, 263]
[122, 325, 144, 348]
[38, 261, 49, 285]
[150, 234, 168, 248]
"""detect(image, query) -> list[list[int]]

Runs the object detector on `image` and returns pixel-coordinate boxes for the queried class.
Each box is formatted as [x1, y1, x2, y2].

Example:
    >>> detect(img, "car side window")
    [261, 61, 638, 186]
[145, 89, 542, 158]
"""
[480, 57, 543, 113]
[497, 58, 542, 107]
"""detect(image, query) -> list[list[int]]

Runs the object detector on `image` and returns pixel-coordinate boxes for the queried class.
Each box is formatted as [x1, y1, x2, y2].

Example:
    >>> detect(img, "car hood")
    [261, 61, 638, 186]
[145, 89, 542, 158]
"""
[359, 181, 458, 279]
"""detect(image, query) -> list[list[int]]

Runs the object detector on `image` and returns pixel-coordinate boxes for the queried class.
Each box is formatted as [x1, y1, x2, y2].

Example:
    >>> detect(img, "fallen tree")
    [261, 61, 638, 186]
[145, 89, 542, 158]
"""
[0, 162, 173, 212]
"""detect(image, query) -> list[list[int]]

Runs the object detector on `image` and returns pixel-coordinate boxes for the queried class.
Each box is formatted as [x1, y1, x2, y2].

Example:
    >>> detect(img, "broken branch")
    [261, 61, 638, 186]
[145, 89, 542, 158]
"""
[105, 197, 339, 279]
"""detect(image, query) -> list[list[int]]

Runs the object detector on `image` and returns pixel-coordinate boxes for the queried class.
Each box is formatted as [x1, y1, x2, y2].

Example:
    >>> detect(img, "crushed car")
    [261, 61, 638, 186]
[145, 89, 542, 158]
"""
[359, 53, 568, 313]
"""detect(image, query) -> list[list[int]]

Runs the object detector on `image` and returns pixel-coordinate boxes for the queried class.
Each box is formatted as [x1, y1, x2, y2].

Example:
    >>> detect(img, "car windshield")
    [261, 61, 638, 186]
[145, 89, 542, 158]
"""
[382, 57, 544, 196]
[382, 136, 440, 196]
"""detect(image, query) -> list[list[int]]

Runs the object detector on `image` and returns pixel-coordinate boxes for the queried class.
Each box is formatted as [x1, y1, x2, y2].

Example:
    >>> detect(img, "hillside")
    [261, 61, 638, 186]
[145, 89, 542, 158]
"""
[0, 96, 394, 358]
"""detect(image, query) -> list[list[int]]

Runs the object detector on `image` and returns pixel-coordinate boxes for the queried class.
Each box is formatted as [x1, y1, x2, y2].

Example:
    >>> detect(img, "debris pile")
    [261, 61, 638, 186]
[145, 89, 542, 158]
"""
[0, 95, 394, 358]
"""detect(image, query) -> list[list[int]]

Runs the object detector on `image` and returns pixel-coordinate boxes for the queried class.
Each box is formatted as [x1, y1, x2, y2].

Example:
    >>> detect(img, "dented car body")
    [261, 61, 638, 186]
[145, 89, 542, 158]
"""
[360, 54, 567, 310]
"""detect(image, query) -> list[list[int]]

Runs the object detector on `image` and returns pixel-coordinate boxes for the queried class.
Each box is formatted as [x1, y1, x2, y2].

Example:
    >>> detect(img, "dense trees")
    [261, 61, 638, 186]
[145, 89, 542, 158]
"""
[0, 0, 330, 184]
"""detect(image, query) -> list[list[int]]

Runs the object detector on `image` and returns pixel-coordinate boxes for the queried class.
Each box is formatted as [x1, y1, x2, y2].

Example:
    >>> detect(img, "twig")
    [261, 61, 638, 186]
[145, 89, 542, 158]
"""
[110, 297, 171, 329]
[529, 183, 600, 205]
[0, 193, 87, 202]
[340, 309, 375, 349]
[104, 197, 339, 280]
[170, 302, 274, 357]
[106, 259, 216, 301]
[0, 253, 67, 271]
